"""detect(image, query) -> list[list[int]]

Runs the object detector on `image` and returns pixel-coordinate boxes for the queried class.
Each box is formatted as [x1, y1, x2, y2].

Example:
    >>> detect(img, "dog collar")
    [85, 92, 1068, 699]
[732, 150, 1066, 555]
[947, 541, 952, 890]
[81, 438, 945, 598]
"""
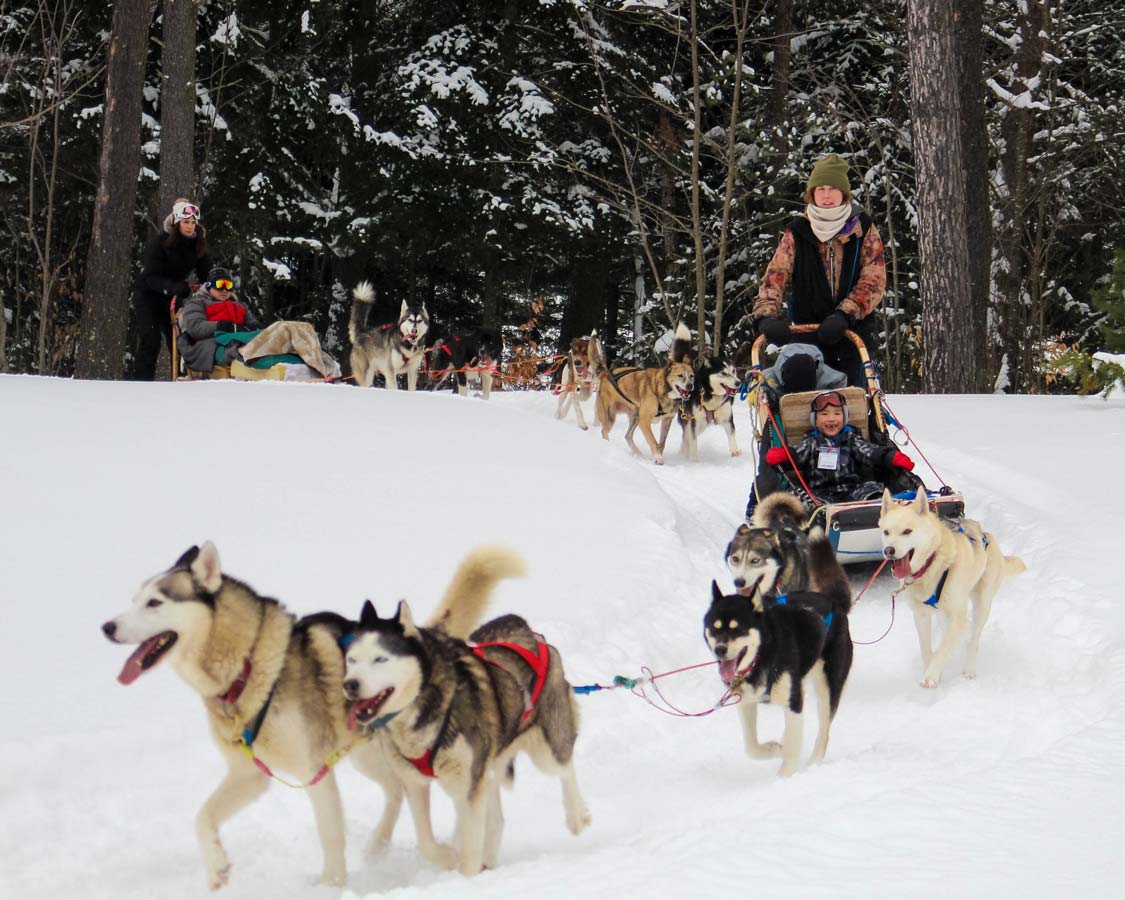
[366, 710, 400, 731]
[905, 552, 937, 583]
[217, 656, 252, 705]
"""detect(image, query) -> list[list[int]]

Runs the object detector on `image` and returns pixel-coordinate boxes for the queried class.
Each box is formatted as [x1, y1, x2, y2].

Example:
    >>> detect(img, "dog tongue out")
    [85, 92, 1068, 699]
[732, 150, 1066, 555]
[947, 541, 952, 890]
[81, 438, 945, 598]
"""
[117, 634, 167, 685]
[718, 659, 738, 685]
[891, 553, 914, 580]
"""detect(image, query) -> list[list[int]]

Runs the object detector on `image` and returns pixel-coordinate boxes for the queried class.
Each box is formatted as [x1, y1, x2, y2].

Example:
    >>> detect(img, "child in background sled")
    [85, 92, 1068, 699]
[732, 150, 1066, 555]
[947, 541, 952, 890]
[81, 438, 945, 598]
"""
[765, 390, 916, 504]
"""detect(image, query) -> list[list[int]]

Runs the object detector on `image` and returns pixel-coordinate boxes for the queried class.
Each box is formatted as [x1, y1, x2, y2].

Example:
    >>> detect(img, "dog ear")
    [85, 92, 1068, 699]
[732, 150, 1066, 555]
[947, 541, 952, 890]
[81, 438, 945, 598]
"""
[735, 523, 751, 536]
[359, 599, 378, 629]
[174, 545, 200, 569]
[881, 487, 894, 516]
[711, 579, 725, 603]
[191, 541, 223, 594]
[913, 488, 928, 514]
[393, 600, 419, 637]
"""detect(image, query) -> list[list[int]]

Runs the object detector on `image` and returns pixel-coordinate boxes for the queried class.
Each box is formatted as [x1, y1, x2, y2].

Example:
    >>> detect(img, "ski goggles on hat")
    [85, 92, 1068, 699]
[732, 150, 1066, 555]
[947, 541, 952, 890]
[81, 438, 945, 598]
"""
[212, 278, 233, 291]
[172, 203, 201, 223]
[811, 390, 846, 412]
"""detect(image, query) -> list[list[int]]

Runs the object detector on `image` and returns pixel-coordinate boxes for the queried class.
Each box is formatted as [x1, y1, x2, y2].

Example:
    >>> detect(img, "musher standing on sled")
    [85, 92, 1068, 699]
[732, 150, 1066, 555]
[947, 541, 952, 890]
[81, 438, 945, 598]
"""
[745, 153, 888, 519]
[751, 153, 886, 388]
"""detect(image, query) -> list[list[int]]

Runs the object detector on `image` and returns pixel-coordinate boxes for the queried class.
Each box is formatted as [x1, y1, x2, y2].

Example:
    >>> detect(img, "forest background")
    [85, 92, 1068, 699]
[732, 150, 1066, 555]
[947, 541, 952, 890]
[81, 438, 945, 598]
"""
[1, 0, 1123, 392]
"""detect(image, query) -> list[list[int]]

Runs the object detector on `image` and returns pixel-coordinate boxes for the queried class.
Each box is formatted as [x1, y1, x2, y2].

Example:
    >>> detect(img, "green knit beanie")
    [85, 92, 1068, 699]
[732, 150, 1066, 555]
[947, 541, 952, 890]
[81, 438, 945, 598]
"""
[806, 154, 851, 197]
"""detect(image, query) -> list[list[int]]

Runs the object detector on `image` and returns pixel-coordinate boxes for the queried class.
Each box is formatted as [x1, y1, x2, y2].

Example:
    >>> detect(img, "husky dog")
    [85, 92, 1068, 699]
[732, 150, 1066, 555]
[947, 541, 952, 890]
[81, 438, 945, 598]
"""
[343, 586, 591, 877]
[349, 281, 430, 390]
[596, 322, 694, 465]
[101, 542, 521, 888]
[429, 327, 504, 399]
[727, 492, 852, 603]
[704, 580, 843, 777]
[555, 332, 605, 430]
[880, 489, 1027, 688]
[678, 353, 741, 461]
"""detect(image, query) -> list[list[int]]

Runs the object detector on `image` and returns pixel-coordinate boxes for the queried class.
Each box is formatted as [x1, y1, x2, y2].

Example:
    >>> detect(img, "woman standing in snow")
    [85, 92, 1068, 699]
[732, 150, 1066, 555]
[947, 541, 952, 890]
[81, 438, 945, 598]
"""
[129, 198, 212, 380]
[751, 154, 886, 387]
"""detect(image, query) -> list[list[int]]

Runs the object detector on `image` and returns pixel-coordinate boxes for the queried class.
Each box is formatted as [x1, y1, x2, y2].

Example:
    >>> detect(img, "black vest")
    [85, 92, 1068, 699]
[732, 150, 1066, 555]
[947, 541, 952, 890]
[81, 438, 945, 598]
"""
[787, 211, 874, 332]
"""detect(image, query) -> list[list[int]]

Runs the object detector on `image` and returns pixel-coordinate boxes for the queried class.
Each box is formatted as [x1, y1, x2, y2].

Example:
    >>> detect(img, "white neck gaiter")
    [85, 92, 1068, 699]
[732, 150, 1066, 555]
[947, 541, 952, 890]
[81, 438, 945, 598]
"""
[806, 202, 852, 243]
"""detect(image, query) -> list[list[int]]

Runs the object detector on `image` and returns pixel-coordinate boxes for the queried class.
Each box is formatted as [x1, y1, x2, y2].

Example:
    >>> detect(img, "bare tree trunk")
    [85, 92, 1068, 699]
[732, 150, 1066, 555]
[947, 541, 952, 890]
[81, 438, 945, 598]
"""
[688, 0, 707, 341]
[907, 0, 975, 392]
[0, 290, 8, 372]
[75, 0, 153, 380]
[955, 0, 992, 390]
[157, 0, 197, 216]
[994, 2, 1047, 393]
[766, 0, 792, 131]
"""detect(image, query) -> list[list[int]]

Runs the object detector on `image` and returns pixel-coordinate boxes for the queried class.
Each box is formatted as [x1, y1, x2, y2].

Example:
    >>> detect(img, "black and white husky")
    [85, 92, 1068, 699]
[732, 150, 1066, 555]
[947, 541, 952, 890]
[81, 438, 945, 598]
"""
[342, 570, 590, 876]
[704, 577, 849, 777]
[428, 326, 504, 399]
[679, 353, 741, 461]
[349, 281, 430, 390]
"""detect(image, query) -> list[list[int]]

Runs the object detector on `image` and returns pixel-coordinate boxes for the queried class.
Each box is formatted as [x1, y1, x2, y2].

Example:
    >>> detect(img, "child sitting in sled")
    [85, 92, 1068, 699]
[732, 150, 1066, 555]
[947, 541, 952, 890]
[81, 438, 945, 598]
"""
[764, 389, 916, 504]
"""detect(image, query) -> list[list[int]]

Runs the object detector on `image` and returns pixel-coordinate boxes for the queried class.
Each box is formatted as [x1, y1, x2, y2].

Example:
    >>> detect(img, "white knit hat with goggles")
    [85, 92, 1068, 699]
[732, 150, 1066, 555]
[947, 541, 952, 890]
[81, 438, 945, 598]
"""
[172, 200, 202, 223]
[809, 390, 849, 427]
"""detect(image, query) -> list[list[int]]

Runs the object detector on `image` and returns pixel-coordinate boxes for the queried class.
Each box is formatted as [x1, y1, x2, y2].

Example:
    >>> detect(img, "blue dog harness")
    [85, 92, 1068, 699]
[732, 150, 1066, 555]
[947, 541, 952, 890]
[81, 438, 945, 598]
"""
[774, 594, 834, 629]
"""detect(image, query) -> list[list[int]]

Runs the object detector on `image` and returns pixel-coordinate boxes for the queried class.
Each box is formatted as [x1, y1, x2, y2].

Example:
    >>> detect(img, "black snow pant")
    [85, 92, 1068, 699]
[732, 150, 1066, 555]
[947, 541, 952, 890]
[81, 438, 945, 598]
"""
[130, 291, 173, 381]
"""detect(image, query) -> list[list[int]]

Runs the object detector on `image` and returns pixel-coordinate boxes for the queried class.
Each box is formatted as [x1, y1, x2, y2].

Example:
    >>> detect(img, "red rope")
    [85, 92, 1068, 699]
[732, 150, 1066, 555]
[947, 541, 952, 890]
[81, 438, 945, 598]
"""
[880, 396, 947, 487]
[761, 401, 821, 504]
[851, 559, 896, 645]
[630, 662, 742, 718]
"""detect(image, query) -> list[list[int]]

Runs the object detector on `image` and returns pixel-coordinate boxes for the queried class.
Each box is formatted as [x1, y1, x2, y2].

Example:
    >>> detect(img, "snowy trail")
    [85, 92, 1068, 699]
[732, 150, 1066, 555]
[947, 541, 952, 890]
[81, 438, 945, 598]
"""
[1, 377, 1122, 899]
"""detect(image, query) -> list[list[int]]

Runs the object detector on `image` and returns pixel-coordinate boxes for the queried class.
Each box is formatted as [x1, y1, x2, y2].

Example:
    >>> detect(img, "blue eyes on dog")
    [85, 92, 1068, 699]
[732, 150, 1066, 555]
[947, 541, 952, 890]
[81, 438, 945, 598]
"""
[146, 599, 162, 608]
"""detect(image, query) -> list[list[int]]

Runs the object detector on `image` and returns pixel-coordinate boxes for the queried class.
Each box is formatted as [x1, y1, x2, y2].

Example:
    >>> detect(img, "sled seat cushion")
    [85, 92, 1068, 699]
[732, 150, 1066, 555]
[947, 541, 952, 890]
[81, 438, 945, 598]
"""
[778, 386, 869, 445]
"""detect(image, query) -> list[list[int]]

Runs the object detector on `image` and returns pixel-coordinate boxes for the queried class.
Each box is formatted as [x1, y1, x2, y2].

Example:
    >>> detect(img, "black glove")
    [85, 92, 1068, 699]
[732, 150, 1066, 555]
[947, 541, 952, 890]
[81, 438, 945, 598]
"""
[221, 345, 243, 365]
[816, 311, 852, 346]
[214, 321, 235, 333]
[755, 317, 791, 345]
[172, 280, 191, 299]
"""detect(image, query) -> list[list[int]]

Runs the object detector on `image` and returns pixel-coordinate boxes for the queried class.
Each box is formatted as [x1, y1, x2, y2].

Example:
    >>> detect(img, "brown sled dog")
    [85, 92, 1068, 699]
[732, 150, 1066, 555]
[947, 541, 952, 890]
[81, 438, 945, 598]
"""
[595, 323, 694, 465]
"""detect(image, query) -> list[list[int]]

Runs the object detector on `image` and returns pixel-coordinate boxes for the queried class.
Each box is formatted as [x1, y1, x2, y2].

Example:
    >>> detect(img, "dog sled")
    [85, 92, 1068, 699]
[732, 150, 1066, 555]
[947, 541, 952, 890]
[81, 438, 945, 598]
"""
[170, 297, 340, 382]
[748, 324, 964, 564]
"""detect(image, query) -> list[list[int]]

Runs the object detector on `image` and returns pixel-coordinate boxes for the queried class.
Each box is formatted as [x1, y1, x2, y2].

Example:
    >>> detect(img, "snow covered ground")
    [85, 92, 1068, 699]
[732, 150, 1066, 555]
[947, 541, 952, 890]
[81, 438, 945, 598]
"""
[1, 375, 1122, 899]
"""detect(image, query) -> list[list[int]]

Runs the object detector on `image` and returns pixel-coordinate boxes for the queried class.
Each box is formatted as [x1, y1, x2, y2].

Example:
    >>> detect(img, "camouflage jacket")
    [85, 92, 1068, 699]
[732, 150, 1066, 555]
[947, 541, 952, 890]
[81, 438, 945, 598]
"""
[752, 207, 886, 325]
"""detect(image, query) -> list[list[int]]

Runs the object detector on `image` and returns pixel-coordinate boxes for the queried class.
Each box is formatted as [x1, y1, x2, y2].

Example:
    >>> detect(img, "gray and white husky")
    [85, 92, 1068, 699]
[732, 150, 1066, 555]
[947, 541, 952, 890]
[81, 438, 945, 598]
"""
[349, 280, 430, 390]
[679, 354, 742, 461]
[343, 572, 591, 877]
[101, 542, 520, 889]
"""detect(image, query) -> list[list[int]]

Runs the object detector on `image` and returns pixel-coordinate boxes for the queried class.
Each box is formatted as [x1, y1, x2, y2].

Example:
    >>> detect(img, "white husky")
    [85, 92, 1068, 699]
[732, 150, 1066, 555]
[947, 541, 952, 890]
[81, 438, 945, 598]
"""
[879, 489, 1026, 688]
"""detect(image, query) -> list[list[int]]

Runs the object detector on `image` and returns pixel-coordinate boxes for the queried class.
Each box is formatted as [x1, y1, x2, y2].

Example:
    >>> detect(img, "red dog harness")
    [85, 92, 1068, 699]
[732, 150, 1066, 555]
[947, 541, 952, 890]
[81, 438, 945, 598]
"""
[404, 637, 551, 779]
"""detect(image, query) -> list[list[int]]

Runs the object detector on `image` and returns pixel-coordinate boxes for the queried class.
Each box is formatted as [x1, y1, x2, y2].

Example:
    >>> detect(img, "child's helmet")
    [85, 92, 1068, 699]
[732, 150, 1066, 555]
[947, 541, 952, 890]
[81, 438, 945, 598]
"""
[809, 389, 848, 427]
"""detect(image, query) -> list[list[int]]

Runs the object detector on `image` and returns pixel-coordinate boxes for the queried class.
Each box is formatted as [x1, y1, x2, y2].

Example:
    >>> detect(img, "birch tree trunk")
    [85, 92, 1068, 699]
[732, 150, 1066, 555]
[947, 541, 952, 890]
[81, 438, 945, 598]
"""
[75, 0, 154, 379]
[157, 0, 197, 217]
[907, 0, 975, 392]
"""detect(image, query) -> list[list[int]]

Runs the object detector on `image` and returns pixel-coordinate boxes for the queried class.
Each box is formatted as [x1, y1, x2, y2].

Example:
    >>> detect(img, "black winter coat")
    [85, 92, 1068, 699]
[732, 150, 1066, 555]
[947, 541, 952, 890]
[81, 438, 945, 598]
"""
[134, 233, 212, 303]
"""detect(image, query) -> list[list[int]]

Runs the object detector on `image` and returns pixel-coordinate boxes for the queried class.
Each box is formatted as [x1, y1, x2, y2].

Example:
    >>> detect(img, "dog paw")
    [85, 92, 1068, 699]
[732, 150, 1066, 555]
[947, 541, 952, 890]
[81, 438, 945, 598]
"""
[580, 425, 589, 431]
[364, 831, 392, 861]
[919, 677, 939, 689]
[205, 864, 231, 891]
[962, 669, 977, 680]
[747, 741, 782, 759]
[319, 866, 347, 887]
[653, 458, 665, 466]
[423, 842, 459, 871]
[567, 806, 592, 835]
[731, 449, 742, 457]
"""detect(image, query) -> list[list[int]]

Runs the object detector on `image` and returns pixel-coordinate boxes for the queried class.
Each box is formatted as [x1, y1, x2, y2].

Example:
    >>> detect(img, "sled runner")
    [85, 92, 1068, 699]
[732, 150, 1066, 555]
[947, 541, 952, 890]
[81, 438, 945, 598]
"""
[748, 325, 964, 564]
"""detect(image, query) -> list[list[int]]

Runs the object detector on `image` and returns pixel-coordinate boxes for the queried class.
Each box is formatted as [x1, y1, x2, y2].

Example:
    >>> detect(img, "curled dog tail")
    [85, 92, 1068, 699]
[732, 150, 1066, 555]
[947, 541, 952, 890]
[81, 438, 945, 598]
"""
[752, 491, 807, 532]
[349, 280, 376, 344]
[808, 526, 852, 614]
[427, 544, 527, 639]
